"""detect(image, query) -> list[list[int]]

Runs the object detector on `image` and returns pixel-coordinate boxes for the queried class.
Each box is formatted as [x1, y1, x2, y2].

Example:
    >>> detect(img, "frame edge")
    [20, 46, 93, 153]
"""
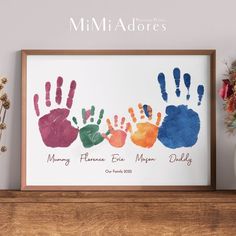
[21, 50, 27, 190]
[20, 49, 216, 191]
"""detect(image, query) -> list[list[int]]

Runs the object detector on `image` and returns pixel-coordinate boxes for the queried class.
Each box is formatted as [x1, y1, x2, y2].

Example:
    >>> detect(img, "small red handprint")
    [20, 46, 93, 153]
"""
[33, 76, 78, 148]
[102, 115, 131, 148]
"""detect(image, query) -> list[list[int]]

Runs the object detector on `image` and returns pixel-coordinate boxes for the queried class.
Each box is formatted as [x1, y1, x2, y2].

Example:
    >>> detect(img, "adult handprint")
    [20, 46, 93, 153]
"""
[33, 76, 78, 148]
[73, 106, 106, 148]
[128, 103, 161, 148]
[157, 68, 204, 148]
[102, 115, 131, 148]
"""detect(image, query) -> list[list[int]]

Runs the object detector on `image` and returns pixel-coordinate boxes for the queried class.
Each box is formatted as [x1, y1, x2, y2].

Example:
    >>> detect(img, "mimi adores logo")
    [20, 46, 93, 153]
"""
[69, 17, 167, 33]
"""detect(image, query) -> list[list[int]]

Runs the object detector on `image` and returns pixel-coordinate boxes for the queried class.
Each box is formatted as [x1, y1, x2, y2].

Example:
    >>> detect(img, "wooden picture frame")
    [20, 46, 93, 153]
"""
[21, 50, 216, 191]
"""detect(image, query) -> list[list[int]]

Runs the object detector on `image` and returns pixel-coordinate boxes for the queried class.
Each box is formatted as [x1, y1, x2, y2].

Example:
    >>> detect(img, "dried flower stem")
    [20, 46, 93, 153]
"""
[0, 105, 3, 123]
[0, 109, 6, 142]
[0, 76, 9, 154]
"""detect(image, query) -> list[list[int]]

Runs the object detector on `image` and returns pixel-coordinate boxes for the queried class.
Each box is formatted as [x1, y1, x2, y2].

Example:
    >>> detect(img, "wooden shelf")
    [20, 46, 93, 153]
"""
[0, 191, 235, 235]
[0, 190, 236, 203]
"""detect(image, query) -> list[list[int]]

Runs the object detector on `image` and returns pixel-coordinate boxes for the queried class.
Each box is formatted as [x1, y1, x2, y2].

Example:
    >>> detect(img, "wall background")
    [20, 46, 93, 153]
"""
[0, 0, 234, 189]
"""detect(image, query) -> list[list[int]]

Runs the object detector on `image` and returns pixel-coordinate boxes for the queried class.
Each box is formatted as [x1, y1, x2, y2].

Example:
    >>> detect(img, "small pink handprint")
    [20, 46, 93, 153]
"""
[34, 76, 78, 148]
[102, 115, 131, 148]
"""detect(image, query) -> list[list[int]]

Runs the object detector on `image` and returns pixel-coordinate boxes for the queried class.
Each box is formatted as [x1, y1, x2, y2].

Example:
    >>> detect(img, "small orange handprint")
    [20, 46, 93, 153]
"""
[128, 104, 161, 148]
[102, 115, 131, 148]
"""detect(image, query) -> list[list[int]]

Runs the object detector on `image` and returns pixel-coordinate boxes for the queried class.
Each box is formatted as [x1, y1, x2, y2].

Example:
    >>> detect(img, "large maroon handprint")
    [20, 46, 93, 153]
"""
[34, 77, 78, 148]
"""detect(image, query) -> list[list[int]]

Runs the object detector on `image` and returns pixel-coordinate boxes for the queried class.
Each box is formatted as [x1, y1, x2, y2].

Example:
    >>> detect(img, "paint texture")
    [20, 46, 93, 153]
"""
[75, 106, 105, 148]
[39, 108, 78, 147]
[45, 82, 51, 107]
[173, 68, 181, 97]
[143, 104, 152, 118]
[34, 77, 78, 148]
[128, 104, 161, 148]
[157, 68, 205, 149]
[102, 116, 130, 148]
[34, 94, 40, 116]
[130, 122, 159, 148]
[183, 73, 191, 100]
[197, 85, 204, 105]
[79, 124, 104, 148]
[158, 105, 200, 148]
[157, 73, 168, 102]
[56, 76, 63, 104]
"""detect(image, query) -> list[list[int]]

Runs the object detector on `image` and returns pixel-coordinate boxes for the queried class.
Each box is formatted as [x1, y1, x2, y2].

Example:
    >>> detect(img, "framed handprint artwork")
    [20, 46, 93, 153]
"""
[21, 50, 216, 190]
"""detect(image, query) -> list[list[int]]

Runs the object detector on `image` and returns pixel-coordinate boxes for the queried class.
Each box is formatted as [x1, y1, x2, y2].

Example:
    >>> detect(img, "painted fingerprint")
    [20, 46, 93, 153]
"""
[157, 73, 168, 102]
[73, 106, 105, 148]
[197, 85, 204, 105]
[157, 68, 204, 149]
[102, 116, 131, 148]
[33, 76, 78, 148]
[128, 104, 161, 148]
[173, 67, 181, 97]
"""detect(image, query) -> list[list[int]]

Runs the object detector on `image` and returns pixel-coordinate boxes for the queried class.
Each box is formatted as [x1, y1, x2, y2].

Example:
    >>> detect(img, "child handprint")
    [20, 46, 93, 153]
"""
[102, 115, 131, 148]
[33, 76, 78, 148]
[73, 106, 106, 148]
[128, 104, 161, 148]
[157, 67, 204, 149]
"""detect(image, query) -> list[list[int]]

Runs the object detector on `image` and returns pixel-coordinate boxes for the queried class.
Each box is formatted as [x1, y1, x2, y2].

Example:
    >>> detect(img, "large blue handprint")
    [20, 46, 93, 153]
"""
[157, 68, 204, 149]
